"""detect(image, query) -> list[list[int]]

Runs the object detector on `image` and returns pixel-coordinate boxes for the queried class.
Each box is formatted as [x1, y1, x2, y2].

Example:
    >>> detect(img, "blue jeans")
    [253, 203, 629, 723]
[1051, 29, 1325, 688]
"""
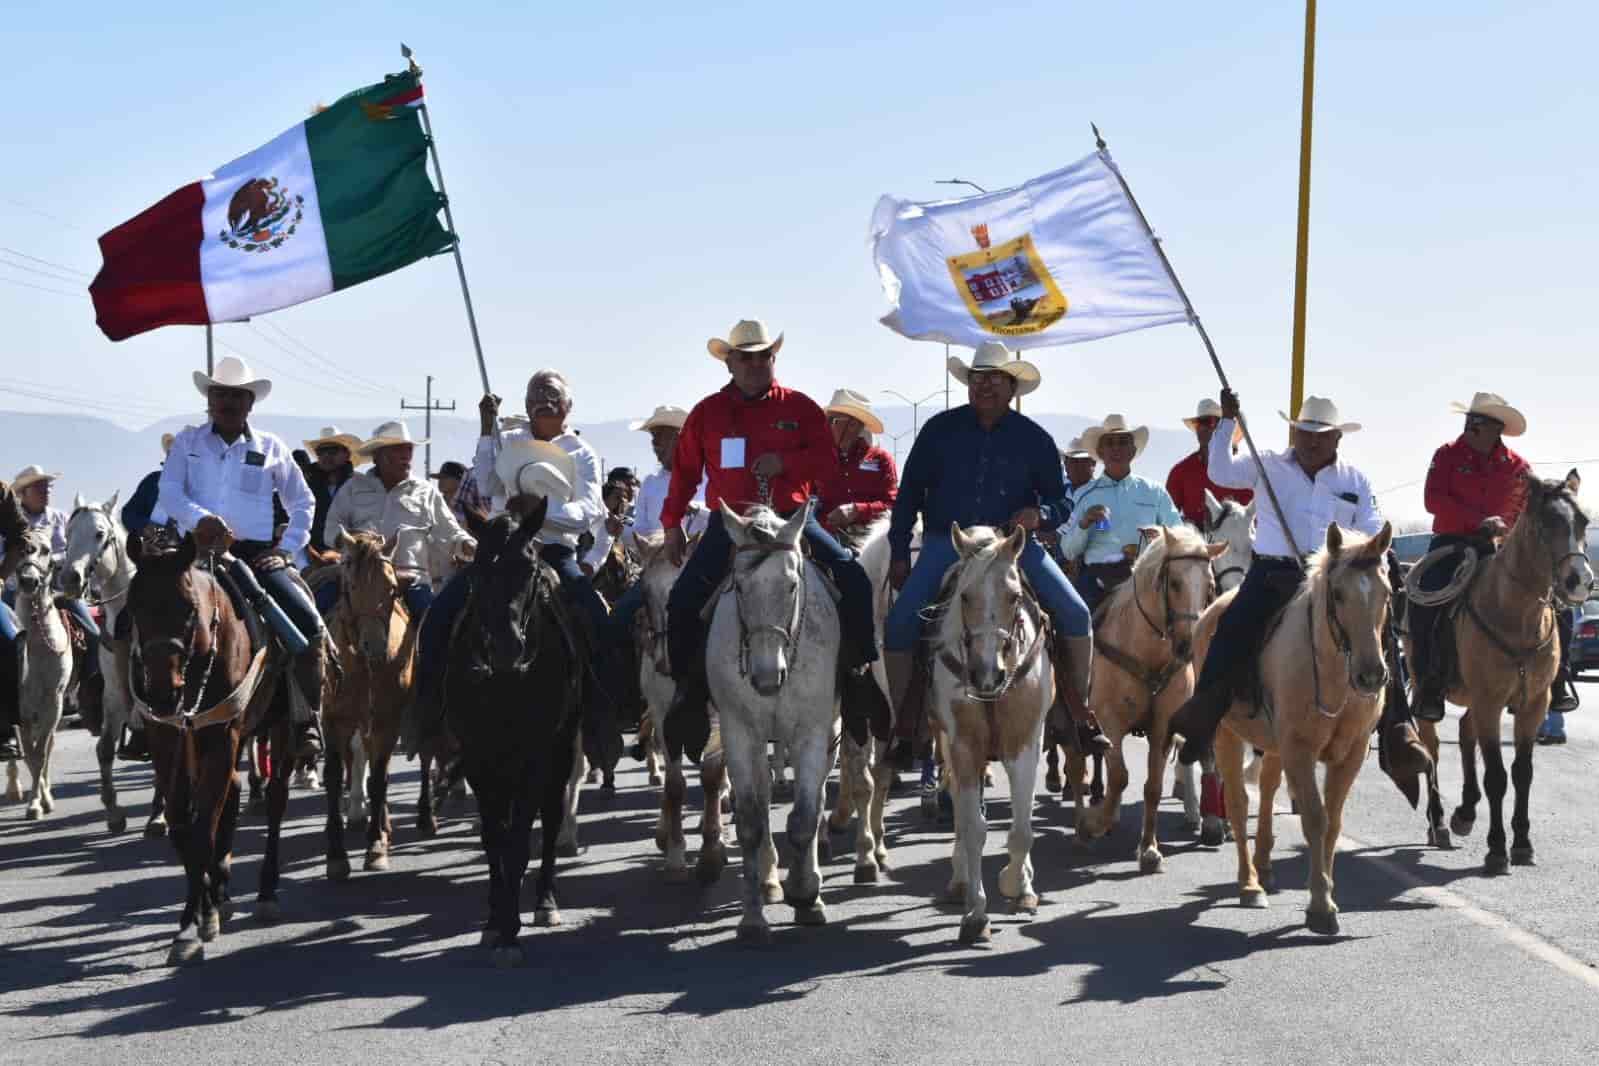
[884, 533, 1090, 652]
[605, 580, 645, 649]
[0, 601, 14, 728]
[0, 599, 16, 643]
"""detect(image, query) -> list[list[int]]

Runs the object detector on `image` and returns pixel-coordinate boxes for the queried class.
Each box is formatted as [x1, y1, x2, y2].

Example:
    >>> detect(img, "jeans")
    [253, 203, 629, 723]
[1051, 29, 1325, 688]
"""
[884, 532, 1090, 653]
[0, 600, 16, 730]
[605, 580, 645, 649]
[1193, 556, 1303, 693]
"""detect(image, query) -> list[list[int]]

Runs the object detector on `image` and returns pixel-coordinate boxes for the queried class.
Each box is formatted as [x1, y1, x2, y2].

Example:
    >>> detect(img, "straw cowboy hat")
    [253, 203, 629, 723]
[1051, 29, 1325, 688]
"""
[11, 465, 61, 492]
[1449, 391, 1526, 437]
[823, 389, 885, 435]
[708, 319, 784, 362]
[192, 355, 271, 401]
[494, 438, 577, 504]
[1080, 414, 1150, 459]
[303, 425, 363, 454]
[356, 420, 429, 459]
[1060, 436, 1093, 461]
[1280, 396, 1361, 434]
[1182, 397, 1244, 444]
[946, 341, 1041, 397]
[630, 405, 690, 433]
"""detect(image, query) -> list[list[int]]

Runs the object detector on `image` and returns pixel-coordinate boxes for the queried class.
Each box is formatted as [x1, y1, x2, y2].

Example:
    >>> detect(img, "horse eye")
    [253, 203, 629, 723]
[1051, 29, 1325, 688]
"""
[95, 532, 105, 542]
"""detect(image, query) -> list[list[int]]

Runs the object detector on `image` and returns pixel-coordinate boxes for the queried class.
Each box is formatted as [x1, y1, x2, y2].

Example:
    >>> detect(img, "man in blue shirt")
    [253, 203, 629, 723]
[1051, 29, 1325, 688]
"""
[886, 342, 1107, 751]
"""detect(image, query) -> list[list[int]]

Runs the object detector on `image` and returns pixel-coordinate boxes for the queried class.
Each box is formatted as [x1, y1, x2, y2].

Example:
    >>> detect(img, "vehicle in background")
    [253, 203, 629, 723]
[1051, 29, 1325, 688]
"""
[1572, 598, 1599, 679]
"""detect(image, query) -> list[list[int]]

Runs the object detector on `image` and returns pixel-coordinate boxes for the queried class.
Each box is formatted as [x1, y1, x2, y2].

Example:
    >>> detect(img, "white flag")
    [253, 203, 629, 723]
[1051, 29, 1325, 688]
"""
[870, 150, 1190, 350]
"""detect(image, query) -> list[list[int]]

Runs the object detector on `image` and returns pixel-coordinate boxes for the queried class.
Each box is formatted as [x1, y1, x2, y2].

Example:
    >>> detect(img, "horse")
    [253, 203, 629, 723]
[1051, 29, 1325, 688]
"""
[7, 531, 72, 821]
[321, 530, 419, 880]
[927, 523, 1054, 945]
[126, 533, 290, 964]
[1075, 526, 1225, 873]
[1192, 521, 1394, 935]
[1410, 474, 1592, 868]
[442, 502, 581, 967]
[633, 530, 729, 883]
[1201, 491, 1255, 596]
[708, 502, 841, 945]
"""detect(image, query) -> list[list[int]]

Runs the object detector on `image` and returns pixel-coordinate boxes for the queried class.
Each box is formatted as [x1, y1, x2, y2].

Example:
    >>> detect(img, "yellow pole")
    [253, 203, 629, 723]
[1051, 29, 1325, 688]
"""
[1289, 0, 1317, 419]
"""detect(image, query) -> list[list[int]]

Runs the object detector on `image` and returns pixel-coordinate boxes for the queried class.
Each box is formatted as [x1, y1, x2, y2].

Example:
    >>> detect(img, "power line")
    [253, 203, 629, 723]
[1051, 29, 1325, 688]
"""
[0, 383, 164, 420]
[256, 317, 399, 396]
[0, 376, 171, 415]
[0, 256, 89, 288]
[0, 196, 89, 232]
[0, 245, 92, 278]
[0, 274, 82, 299]
[212, 334, 388, 401]
[242, 321, 389, 398]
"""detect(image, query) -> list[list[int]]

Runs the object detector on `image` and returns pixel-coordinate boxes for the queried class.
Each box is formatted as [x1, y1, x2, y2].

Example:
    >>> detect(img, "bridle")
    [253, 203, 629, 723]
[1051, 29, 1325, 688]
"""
[1202, 509, 1251, 592]
[1307, 555, 1386, 719]
[66, 506, 132, 608]
[1130, 552, 1215, 642]
[934, 554, 1047, 703]
[1096, 551, 1214, 702]
[15, 541, 66, 656]
[730, 539, 808, 682]
[339, 551, 405, 663]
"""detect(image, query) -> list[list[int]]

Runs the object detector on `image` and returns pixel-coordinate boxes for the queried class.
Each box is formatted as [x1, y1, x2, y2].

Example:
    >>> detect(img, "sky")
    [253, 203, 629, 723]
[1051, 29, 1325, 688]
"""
[3, 1, 1596, 520]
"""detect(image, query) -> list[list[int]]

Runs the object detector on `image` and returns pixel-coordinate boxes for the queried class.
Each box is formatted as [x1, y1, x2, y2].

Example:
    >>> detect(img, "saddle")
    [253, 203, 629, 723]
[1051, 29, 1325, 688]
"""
[1229, 566, 1307, 718]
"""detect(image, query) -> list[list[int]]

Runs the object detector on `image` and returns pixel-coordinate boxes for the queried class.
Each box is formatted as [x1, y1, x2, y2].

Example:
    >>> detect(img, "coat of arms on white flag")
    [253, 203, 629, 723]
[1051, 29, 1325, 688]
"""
[870, 150, 1190, 350]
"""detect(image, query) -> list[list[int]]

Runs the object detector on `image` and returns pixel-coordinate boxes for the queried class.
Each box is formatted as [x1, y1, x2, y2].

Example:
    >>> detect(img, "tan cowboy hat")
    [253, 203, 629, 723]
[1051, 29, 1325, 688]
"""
[160, 432, 176, 456]
[1080, 414, 1150, 459]
[946, 341, 1041, 397]
[1060, 436, 1093, 461]
[192, 355, 271, 401]
[823, 389, 885, 435]
[708, 319, 784, 362]
[1449, 392, 1526, 437]
[11, 465, 61, 492]
[355, 420, 429, 458]
[630, 405, 690, 433]
[303, 425, 363, 454]
[494, 438, 577, 504]
[1182, 398, 1244, 444]
[1280, 396, 1360, 434]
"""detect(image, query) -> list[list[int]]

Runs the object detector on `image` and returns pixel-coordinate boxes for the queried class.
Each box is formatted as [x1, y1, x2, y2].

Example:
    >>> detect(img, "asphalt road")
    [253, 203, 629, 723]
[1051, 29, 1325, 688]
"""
[4, 698, 1598, 1066]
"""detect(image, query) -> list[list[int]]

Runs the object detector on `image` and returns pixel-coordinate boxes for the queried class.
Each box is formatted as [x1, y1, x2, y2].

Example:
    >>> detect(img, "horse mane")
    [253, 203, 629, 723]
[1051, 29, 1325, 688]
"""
[925, 526, 1008, 632]
[1101, 524, 1210, 616]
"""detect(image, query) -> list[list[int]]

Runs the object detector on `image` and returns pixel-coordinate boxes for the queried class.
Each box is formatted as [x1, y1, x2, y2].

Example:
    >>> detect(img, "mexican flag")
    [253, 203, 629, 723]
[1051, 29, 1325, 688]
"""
[90, 70, 454, 342]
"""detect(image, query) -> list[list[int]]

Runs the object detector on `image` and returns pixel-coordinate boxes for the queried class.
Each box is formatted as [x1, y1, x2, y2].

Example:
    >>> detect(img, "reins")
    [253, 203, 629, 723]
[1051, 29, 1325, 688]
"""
[1096, 550, 1213, 706]
[729, 539, 809, 682]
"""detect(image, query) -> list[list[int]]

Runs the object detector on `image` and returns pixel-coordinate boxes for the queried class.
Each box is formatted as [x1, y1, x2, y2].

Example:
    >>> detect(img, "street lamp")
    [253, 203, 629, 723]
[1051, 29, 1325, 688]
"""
[882, 388, 945, 436]
[888, 429, 914, 466]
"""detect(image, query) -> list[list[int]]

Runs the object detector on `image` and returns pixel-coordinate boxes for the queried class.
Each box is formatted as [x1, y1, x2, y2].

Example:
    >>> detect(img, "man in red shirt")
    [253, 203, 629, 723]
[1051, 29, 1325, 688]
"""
[1166, 397, 1253, 527]
[659, 320, 890, 761]
[815, 389, 898, 538]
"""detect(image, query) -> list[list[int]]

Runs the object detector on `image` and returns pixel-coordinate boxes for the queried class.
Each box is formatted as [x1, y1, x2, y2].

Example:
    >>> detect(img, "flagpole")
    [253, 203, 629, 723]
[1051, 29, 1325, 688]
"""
[1091, 124, 1304, 559]
[205, 322, 214, 376]
[1288, 0, 1318, 419]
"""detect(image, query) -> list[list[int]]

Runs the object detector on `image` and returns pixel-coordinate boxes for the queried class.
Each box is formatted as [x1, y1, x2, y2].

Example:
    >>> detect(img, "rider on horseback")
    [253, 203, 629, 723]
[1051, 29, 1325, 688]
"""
[658, 319, 891, 761]
[0, 479, 29, 760]
[814, 389, 898, 539]
[1167, 398, 1254, 528]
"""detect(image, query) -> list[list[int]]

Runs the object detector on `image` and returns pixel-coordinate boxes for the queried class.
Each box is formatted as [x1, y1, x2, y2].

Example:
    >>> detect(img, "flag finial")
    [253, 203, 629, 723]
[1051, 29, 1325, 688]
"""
[1091, 122, 1106, 150]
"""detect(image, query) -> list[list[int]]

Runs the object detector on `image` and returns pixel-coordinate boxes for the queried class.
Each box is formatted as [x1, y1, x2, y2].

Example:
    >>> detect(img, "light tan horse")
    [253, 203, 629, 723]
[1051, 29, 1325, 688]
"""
[1194, 521, 1394, 935]
[322, 531, 419, 880]
[1076, 526, 1225, 872]
[1411, 474, 1592, 868]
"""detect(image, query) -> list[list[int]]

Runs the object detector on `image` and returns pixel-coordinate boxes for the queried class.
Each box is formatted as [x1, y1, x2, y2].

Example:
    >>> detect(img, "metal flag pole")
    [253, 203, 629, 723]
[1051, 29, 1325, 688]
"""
[1288, 0, 1318, 419]
[1091, 123, 1303, 559]
[205, 322, 214, 376]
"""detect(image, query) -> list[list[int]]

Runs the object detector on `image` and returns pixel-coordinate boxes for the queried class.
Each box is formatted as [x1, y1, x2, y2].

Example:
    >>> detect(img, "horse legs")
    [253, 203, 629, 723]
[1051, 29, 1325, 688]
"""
[827, 736, 858, 835]
[844, 738, 883, 884]
[364, 734, 395, 871]
[209, 768, 242, 928]
[96, 720, 126, 834]
[722, 716, 777, 945]
[1254, 753, 1283, 893]
[1281, 746, 1335, 934]
[1136, 726, 1170, 874]
[695, 749, 729, 885]
[1419, 719, 1452, 848]
[255, 713, 293, 924]
[1216, 727, 1262, 906]
[4, 759, 18, 803]
[868, 740, 893, 872]
[1176, 759, 1202, 834]
[781, 733, 831, 926]
[659, 752, 690, 878]
[1477, 709, 1511, 874]
[345, 733, 369, 829]
[998, 735, 1041, 912]
[1044, 738, 1063, 794]
[323, 727, 351, 882]
[1509, 709, 1541, 865]
[1078, 729, 1126, 842]
[1314, 744, 1365, 935]
[555, 729, 583, 858]
[949, 760, 990, 944]
[1452, 711, 1481, 838]
[165, 783, 207, 966]
[474, 780, 509, 947]
[1090, 749, 1106, 806]
[416, 751, 438, 837]
[534, 733, 577, 932]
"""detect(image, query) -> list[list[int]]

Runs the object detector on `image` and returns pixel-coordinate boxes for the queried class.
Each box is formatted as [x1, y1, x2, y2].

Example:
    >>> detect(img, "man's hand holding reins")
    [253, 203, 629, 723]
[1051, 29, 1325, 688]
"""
[1009, 506, 1042, 532]
[195, 515, 234, 554]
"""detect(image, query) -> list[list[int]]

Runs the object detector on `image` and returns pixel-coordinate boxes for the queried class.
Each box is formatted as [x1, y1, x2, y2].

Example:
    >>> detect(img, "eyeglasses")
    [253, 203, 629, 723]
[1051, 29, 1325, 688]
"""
[732, 348, 775, 364]
[315, 445, 346, 457]
[1193, 416, 1220, 429]
[1465, 414, 1503, 430]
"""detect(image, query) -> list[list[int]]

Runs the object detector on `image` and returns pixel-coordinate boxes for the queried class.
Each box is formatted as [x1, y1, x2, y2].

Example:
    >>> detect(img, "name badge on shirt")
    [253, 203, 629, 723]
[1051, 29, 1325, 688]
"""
[244, 451, 266, 467]
[720, 438, 746, 468]
[859, 461, 881, 472]
[775, 420, 798, 431]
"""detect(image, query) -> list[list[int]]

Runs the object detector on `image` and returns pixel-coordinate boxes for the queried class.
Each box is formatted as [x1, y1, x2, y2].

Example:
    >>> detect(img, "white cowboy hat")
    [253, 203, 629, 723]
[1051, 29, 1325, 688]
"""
[494, 439, 577, 504]
[946, 341, 1041, 397]
[11, 465, 61, 492]
[708, 319, 784, 362]
[303, 425, 363, 454]
[1060, 435, 1093, 461]
[1182, 398, 1244, 444]
[1080, 414, 1150, 459]
[160, 432, 175, 456]
[1449, 392, 1526, 438]
[192, 355, 272, 401]
[1280, 396, 1361, 434]
[630, 405, 690, 433]
[355, 420, 429, 458]
[823, 389, 885, 435]
[500, 414, 531, 431]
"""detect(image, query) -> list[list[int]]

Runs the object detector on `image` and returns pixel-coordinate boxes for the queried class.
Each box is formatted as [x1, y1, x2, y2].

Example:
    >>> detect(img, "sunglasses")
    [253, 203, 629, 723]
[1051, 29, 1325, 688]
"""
[315, 445, 347, 457]
[732, 348, 775, 364]
[1465, 414, 1504, 430]
[1193, 416, 1220, 428]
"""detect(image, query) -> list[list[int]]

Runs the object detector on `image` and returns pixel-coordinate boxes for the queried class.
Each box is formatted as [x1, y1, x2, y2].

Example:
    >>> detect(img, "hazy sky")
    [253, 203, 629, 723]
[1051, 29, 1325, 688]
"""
[3, 2, 1595, 518]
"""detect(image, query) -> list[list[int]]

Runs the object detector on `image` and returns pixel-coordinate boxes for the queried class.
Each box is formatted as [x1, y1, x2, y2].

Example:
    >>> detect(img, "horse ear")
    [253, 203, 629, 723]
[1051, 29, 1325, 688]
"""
[1203, 489, 1222, 527]
[779, 501, 810, 545]
[719, 501, 749, 545]
[951, 522, 975, 557]
[1150, 525, 1168, 546]
[1565, 468, 1582, 496]
[336, 530, 356, 551]
[1368, 521, 1394, 556]
[73, 492, 85, 511]
[1325, 522, 1345, 556]
[105, 491, 120, 515]
[1207, 541, 1229, 559]
[1002, 524, 1027, 560]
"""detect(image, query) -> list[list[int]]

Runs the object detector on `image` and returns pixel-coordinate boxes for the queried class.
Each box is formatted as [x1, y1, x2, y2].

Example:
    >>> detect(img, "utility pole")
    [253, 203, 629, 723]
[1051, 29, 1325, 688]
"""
[401, 374, 456, 476]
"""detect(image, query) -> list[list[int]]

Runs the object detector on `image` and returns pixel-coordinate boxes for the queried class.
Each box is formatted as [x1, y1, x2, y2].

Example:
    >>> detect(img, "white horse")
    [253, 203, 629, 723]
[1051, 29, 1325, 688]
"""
[928, 524, 1054, 945]
[1194, 490, 1259, 838]
[8, 532, 71, 820]
[708, 502, 841, 944]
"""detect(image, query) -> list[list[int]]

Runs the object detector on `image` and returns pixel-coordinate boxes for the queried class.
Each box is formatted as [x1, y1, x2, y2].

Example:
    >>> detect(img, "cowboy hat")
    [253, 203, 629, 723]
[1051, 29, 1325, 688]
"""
[494, 438, 577, 504]
[823, 389, 885, 435]
[303, 425, 363, 454]
[1449, 392, 1526, 438]
[707, 319, 784, 362]
[1060, 436, 1093, 461]
[1080, 414, 1150, 459]
[355, 420, 429, 458]
[1182, 398, 1244, 444]
[630, 405, 690, 433]
[11, 465, 61, 492]
[946, 341, 1040, 397]
[192, 355, 271, 401]
[1279, 396, 1361, 434]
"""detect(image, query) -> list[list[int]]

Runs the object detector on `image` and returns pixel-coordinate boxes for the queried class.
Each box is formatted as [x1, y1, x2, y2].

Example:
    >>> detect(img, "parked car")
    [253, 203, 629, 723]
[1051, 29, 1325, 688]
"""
[1573, 599, 1599, 679]
[1391, 532, 1432, 574]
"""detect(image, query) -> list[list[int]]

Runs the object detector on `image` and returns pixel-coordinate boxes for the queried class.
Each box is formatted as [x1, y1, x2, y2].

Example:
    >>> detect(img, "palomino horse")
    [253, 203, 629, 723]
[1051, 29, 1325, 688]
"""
[927, 523, 1054, 945]
[322, 530, 419, 880]
[634, 530, 729, 884]
[7, 531, 71, 821]
[1410, 474, 1592, 868]
[1192, 521, 1394, 935]
[708, 502, 841, 944]
[443, 504, 581, 966]
[126, 534, 289, 964]
[1076, 526, 1225, 873]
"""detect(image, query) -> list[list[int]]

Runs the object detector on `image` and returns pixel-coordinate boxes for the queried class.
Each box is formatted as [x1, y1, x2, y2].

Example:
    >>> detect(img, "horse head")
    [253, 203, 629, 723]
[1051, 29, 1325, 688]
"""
[470, 499, 550, 675]
[336, 530, 402, 662]
[1202, 489, 1254, 594]
[1319, 521, 1395, 697]
[1143, 525, 1225, 662]
[722, 501, 808, 696]
[126, 534, 220, 715]
[1520, 472, 1592, 606]
[12, 530, 55, 599]
[62, 494, 124, 599]
[948, 522, 1027, 699]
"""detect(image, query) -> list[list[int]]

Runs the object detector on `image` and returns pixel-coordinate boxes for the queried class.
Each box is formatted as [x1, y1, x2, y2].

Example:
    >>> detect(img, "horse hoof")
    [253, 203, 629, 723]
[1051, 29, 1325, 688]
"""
[255, 899, 281, 925]
[648, 770, 663, 785]
[144, 817, 168, 839]
[736, 923, 774, 947]
[1200, 818, 1226, 847]
[1182, 816, 1202, 835]
[1010, 893, 1040, 916]
[24, 805, 41, 821]
[1045, 771, 1063, 793]
[1485, 853, 1510, 876]
[761, 882, 785, 905]
[1306, 909, 1340, 936]
[664, 864, 692, 884]
[479, 928, 500, 948]
[327, 855, 351, 882]
[585, 768, 600, 785]
[348, 814, 368, 832]
[1240, 889, 1269, 909]
[853, 864, 879, 885]
[958, 916, 992, 945]
[1138, 849, 1164, 875]
[40, 795, 54, 814]
[363, 849, 390, 872]
[695, 854, 725, 886]
[534, 904, 562, 928]
[1511, 846, 1536, 867]
[199, 912, 220, 943]
[1259, 868, 1278, 894]
[107, 814, 127, 835]
[793, 903, 828, 926]
[816, 836, 834, 863]
[167, 937, 204, 966]
[1450, 811, 1475, 838]
[493, 945, 524, 969]
[555, 840, 581, 859]
[1427, 826, 1454, 850]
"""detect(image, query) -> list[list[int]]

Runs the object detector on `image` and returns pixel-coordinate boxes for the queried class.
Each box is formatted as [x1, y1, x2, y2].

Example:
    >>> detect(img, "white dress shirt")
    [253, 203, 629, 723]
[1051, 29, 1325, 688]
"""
[629, 466, 708, 547]
[25, 507, 68, 563]
[1207, 417, 1383, 558]
[324, 471, 474, 582]
[159, 423, 315, 554]
[473, 428, 605, 551]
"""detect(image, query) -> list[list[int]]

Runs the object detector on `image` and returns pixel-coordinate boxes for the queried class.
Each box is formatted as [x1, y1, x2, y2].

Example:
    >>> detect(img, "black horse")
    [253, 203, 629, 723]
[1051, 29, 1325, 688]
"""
[444, 501, 582, 966]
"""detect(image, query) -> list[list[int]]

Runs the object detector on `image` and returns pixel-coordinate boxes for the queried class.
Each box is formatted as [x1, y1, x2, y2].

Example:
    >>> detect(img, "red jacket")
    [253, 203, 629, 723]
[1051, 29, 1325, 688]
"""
[1426, 435, 1529, 536]
[661, 381, 833, 529]
[1165, 450, 1253, 527]
[815, 439, 898, 531]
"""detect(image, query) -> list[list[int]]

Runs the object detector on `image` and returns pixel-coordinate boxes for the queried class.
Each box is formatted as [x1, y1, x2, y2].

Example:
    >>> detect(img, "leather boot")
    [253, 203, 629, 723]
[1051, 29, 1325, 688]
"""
[76, 671, 105, 737]
[1055, 633, 1110, 754]
[1378, 719, 1432, 809]
[840, 664, 892, 747]
[0, 725, 19, 761]
[1171, 682, 1234, 765]
[118, 723, 151, 762]
[1550, 670, 1580, 714]
[292, 645, 326, 763]
[663, 670, 711, 764]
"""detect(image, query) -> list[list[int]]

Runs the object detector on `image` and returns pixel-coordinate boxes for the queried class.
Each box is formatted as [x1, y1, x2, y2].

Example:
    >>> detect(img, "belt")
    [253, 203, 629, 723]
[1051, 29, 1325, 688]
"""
[1256, 554, 1306, 565]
